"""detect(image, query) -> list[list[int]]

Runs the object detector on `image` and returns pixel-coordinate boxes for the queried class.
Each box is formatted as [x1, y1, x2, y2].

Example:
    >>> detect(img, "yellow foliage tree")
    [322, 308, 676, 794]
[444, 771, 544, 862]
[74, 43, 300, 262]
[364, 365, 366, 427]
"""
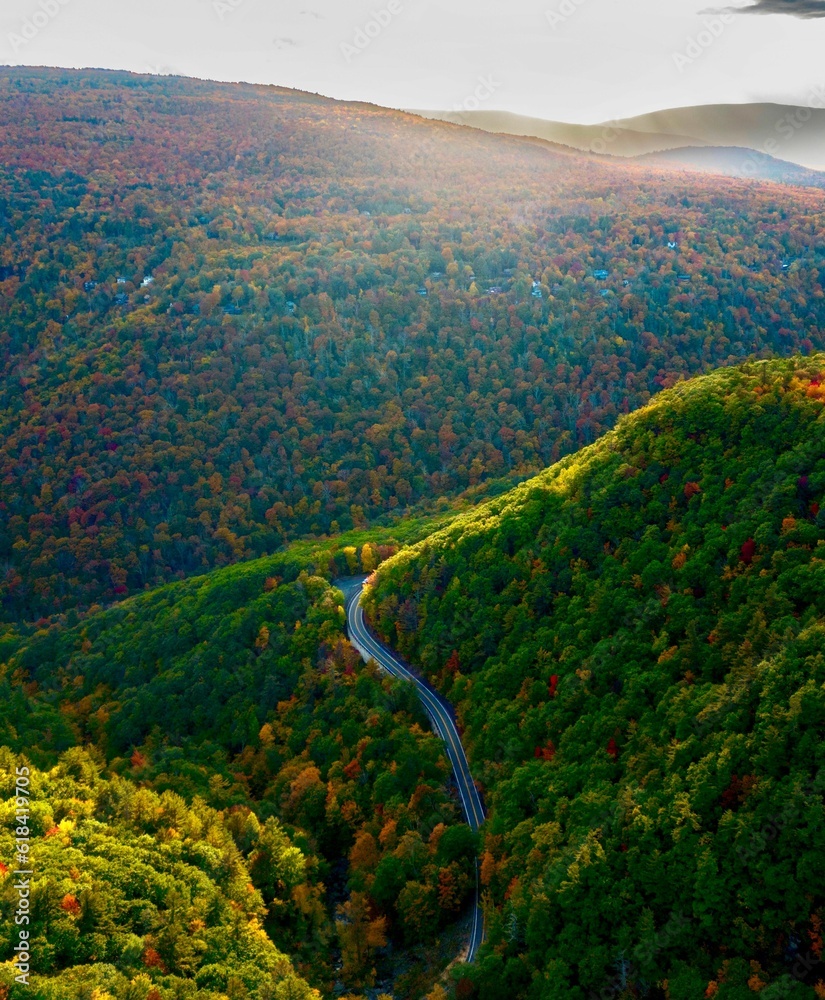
[349, 831, 380, 876]
[480, 850, 497, 886]
[255, 625, 270, 654]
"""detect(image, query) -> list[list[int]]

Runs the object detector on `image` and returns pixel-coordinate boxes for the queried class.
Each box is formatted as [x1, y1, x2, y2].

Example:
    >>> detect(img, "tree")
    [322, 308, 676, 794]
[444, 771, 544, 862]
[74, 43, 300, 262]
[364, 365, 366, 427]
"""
[273, 975, 323, 1000]
[249, 817, 307, 902]
[360, 543, 377, 573]
[397, 881, 439, 943]
[336, 892, 388, 985]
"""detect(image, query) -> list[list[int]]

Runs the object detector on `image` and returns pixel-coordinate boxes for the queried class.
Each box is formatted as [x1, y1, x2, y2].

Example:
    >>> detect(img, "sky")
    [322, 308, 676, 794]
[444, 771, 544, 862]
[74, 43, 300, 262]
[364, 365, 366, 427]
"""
[1, 0, 824, 123]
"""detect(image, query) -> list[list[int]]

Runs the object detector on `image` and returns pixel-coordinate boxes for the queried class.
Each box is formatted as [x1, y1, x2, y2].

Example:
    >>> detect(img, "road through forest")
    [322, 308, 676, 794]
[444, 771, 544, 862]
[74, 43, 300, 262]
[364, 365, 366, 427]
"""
[337, 575, 486, 964]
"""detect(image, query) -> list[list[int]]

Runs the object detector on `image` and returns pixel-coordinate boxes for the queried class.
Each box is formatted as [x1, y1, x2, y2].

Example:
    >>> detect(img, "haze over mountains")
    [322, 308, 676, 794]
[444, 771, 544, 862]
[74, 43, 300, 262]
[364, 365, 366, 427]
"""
[637, 146, 825, 190]
[411, 102, 825, 177]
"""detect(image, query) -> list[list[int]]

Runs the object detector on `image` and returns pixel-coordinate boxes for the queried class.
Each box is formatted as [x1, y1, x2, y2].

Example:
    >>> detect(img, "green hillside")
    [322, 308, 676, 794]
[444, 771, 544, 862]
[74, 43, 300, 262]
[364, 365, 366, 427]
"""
[365, 355, 825, 998]
[1, 529, 477, 997]
[0, 749, 320, 1000]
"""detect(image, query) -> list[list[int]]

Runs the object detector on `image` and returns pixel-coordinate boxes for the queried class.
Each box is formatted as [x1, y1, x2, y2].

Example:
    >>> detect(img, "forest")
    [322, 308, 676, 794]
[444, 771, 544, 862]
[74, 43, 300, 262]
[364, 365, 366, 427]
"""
[3, 69, 825, 620]
[1, 529, 479, 997]
[365, 355, 825, 998]
[3, 67, 825, 999]
[0, 748, 321, 1000]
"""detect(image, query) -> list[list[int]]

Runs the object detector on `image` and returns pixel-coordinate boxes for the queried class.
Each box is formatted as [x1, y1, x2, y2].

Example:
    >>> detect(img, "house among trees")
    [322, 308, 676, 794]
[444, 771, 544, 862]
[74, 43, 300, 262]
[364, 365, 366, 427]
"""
[594, 269, 609, 280]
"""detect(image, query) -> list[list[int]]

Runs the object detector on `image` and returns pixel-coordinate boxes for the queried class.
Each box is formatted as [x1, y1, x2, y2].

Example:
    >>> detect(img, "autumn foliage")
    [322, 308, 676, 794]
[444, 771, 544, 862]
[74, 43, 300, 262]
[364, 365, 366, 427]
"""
[4, 68, 825, 622]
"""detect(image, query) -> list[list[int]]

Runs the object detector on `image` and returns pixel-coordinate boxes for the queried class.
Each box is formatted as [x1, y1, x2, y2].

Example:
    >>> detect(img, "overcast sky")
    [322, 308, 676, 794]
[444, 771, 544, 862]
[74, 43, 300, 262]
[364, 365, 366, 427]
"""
[2, 0, 824, 122]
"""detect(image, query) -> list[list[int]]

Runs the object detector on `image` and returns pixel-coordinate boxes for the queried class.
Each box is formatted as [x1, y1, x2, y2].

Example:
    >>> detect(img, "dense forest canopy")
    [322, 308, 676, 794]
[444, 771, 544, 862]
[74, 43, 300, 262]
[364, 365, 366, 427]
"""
[1, 532, 480, 996]
[3, 69, 825, 620]
[4, 66, 825, 1000]
[366, 356, 825, 999]
[0, 748, 322, 1000]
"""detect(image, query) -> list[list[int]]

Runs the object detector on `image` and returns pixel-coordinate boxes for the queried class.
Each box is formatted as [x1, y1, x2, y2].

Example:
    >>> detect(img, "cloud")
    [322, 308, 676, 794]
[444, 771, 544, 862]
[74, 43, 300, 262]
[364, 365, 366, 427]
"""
[725, 0, 825, 16]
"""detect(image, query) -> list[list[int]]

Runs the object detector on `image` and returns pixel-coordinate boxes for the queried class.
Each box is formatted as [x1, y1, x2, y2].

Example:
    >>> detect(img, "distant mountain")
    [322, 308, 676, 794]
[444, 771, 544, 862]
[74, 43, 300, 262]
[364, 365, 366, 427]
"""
[410, 103, 825, 172]
[637, 145, 825, 189]
[409, 107, 707, 158]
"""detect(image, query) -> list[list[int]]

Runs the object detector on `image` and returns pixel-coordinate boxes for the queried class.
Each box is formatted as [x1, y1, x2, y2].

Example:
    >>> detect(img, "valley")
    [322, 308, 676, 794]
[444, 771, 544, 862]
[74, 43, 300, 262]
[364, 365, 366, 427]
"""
[342, 576, 486, 963]
[1, 66, 824, 1000]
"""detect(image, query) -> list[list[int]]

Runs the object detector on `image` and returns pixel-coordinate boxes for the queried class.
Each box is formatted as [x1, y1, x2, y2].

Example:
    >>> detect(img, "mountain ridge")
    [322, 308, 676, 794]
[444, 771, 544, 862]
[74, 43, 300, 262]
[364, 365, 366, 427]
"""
[409, 101, 825, 172]
[366, 354, 825, 998]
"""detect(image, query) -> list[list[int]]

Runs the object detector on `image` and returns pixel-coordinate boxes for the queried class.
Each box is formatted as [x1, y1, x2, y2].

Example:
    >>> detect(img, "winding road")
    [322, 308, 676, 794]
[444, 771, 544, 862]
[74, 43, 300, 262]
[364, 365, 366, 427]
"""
[337, 575, 486, 964]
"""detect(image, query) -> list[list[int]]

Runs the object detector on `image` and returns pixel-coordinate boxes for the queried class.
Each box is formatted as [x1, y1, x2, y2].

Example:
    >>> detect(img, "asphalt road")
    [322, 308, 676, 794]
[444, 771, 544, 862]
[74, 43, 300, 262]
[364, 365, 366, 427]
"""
[338, 575, 486, 964]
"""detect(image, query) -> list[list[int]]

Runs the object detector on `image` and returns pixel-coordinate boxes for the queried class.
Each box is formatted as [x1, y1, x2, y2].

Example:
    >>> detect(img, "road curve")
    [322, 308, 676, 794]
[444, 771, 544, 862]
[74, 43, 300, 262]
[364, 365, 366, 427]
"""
[338, 575, 486, 964]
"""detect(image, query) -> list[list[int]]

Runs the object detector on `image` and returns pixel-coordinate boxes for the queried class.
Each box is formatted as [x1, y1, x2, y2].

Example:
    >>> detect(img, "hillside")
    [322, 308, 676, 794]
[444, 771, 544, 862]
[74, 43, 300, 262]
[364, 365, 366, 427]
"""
[4, 69, 825, 622]
[616, 103, 825, 171]
[411, 103, 825, 171]
[0, 750, 322, 1000]
[365, 356, 825, 998]
[0, 529, 478, 997]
